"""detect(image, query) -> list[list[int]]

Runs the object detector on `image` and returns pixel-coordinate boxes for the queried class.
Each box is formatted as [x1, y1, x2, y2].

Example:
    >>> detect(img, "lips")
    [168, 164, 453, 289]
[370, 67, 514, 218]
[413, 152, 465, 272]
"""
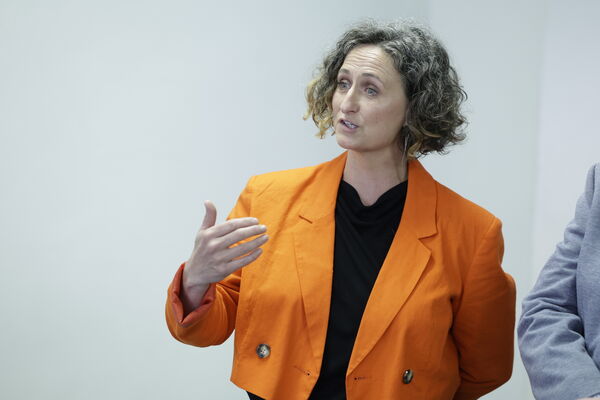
[340, 119, 359, 129]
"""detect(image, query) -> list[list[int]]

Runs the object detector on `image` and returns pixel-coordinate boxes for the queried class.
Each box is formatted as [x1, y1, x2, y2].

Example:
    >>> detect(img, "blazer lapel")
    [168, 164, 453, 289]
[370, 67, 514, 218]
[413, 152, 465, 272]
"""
[293, 152, 347, 369]
[347, 160, 438, 375]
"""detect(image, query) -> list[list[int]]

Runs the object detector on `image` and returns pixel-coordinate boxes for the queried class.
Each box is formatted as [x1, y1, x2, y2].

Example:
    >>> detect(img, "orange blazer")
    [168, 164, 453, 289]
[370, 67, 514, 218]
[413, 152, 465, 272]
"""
[166, 152, 516, 400]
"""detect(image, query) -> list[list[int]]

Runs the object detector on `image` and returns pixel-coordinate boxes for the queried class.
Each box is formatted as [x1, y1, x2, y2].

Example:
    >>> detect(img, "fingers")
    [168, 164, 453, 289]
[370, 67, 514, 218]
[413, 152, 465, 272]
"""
[208, 217, 260, 237]
[200, 200, 217, 230]
[223, 233, 269, 260]
[227, 247, 263, 271]
[220, 224, 267, 248]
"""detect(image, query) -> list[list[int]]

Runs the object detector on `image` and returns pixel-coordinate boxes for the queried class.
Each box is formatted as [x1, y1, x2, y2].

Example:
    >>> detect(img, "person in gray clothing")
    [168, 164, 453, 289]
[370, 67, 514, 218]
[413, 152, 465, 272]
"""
[519, 163, 600, 400]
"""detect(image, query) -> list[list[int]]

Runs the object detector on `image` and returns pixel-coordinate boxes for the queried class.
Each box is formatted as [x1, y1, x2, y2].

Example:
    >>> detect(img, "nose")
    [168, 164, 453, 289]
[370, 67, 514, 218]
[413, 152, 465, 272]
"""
[340, 87, 359, 113]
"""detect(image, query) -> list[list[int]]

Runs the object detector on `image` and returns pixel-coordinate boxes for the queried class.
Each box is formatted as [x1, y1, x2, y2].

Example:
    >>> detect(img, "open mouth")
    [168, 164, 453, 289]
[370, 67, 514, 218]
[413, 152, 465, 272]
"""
[341, 119, 358, 129]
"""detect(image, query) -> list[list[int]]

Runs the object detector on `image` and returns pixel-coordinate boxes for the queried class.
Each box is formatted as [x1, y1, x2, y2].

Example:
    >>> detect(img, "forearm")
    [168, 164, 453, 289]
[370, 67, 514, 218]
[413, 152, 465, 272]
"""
[518, 299, 600, 398]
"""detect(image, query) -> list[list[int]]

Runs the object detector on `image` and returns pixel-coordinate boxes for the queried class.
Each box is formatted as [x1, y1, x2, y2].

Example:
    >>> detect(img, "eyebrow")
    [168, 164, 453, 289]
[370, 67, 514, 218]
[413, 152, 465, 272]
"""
[338, 68, 384, 84]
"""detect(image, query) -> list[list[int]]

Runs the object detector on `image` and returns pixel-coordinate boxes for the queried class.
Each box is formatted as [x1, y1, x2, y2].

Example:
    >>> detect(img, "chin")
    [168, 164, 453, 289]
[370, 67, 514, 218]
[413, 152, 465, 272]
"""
[335, 136, 398, 157]
[336, 139, 373, 155]
[335, 134, 361, 151]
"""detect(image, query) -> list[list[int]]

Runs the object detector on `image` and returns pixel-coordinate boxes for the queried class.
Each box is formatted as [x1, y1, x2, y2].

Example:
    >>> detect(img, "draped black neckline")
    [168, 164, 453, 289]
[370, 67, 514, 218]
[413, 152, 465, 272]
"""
[338, 179, 408, 222]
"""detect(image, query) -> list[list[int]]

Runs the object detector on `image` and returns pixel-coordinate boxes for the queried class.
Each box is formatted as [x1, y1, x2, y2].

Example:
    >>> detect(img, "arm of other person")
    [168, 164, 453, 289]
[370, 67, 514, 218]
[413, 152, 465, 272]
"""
[518, 164, 600, 400]
[452, 217, 516, 400]
[165, 177, 259, 347]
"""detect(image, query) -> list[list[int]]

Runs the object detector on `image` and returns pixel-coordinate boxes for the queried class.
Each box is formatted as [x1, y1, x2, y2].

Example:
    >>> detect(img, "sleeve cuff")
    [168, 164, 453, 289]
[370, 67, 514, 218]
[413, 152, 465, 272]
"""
[168, 263, 216, 327]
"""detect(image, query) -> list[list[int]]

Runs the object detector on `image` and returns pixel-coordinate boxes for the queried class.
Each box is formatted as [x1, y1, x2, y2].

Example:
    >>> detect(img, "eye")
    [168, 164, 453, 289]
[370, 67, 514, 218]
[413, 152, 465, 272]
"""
[366, 87, 378, 96]
[336, 79, 350, 90]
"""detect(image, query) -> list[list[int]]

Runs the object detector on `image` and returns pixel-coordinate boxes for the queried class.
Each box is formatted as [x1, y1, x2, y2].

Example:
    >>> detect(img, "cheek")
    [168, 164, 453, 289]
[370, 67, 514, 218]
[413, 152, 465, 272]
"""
[331, 93, 341, 114]
[374, 105, 406, 129]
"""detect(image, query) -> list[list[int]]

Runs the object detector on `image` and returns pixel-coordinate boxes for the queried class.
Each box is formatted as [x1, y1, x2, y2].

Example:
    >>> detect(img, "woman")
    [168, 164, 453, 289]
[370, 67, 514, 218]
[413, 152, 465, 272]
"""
[166, 20, 515, 399]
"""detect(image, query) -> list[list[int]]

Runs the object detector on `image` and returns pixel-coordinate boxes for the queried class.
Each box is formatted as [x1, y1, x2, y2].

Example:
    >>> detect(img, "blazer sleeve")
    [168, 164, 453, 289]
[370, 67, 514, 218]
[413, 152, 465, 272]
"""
[452, 217, 516, 400]
[165, 176, 256, 347]
[518, 164, 600, 400]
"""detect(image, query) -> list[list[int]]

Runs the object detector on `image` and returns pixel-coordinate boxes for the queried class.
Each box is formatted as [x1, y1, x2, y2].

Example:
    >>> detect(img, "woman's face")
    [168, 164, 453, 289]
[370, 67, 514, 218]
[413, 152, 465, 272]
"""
[332, 44, 408, 155]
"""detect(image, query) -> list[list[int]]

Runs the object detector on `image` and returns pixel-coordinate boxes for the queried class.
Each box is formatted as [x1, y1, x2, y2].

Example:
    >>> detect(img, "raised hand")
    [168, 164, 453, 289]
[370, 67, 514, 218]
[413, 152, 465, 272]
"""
[181, 200, 268, 313]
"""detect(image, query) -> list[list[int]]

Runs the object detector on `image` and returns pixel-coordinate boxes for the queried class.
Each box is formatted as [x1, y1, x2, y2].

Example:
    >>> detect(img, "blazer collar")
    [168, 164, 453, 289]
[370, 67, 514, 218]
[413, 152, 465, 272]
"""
[403, 157, 438, 239]
[298, 151, 438, 240]
[297, 152, 347, 223]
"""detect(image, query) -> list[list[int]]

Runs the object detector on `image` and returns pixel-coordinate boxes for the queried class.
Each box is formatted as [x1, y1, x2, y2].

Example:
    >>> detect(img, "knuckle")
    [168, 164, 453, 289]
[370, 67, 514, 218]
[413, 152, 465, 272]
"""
[196, 230, 209, 243]
[205, 238, 220, 251]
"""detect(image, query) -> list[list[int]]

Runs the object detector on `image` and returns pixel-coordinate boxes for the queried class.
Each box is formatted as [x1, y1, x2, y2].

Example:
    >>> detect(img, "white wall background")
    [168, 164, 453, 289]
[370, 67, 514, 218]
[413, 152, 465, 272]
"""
[532, 1, 600, 281]
[1, 0, 598, 399]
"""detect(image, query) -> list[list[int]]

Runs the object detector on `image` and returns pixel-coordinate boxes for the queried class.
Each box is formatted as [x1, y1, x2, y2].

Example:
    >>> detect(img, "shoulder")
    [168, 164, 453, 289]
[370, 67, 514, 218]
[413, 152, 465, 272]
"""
[424, 177, 505, 285]
[408, 161, 497, 231]
[233, 154, 345, 223]
[584, 163, 600, 201]
[436, 181, 497, 222]
[433, 179, 501, 240]
[567, 162, 600, 227]
[246, 154, 344, 198]
[249, 164, 322, 194]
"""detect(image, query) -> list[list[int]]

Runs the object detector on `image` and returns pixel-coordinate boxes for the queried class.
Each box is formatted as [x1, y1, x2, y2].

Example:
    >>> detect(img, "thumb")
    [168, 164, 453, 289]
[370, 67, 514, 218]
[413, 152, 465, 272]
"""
[200, 200, 217, 229]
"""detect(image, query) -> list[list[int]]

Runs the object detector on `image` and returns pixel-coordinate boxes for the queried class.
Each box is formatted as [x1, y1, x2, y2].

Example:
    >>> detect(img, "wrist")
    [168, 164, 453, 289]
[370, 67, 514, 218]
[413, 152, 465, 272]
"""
[182, 261, 211, 289]
[180, 281, 210, 315]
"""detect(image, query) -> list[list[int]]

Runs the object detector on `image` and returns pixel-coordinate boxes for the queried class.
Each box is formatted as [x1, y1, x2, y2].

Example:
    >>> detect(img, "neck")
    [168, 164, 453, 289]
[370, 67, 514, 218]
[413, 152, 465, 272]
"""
[343, 148, 408, 206]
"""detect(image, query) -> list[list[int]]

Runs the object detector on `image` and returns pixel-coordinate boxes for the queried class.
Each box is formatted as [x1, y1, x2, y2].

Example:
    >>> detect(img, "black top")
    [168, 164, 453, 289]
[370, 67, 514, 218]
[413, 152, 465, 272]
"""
[248, 179, 407, 400]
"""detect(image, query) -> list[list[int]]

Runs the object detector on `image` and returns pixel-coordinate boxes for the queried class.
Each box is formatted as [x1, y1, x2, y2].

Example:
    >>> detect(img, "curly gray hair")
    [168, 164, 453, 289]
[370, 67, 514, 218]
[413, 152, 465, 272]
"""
[305, 20, 467, 158]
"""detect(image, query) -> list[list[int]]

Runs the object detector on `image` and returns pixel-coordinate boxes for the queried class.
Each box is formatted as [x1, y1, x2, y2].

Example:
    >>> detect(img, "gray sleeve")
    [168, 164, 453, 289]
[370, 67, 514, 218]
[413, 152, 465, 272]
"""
[518, 164, 600, 400]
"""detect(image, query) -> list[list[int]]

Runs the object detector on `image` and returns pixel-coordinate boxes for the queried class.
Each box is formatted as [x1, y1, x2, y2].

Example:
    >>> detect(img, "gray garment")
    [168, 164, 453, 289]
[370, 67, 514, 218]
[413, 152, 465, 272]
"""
[519, 164, 600, 399]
